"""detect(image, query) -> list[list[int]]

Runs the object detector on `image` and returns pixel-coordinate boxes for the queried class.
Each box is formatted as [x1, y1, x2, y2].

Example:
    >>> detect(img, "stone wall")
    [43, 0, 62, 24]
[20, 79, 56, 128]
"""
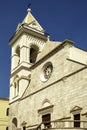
[9, 45, 87, 129]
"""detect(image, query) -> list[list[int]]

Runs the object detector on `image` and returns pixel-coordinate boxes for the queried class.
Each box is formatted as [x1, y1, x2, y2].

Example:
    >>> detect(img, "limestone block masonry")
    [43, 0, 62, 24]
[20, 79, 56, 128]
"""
[9, 8, 87, 130]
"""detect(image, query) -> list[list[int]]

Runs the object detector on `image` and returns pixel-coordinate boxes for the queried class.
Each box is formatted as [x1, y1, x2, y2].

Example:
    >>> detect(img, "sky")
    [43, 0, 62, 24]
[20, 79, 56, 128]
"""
[0, 0, 87, 98]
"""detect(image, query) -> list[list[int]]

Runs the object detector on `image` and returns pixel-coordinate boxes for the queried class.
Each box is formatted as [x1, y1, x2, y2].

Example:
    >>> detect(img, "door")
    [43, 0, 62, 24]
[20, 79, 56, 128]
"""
[42, 114, 51, 128]
[74, 114, 80, 127]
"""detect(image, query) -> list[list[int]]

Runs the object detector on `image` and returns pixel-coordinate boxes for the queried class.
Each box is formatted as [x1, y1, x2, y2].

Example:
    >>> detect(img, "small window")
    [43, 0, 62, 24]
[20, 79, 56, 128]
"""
[6, 127, 8, 130]
[15, 47, 20, 65]
[13, 75, 19, 97]
[74, 114, 80, 127]
[42, 114, 51, 128]
[30, 45, 39, 63]
[6, 108, 9, 116]
[12, 118, 17, 129]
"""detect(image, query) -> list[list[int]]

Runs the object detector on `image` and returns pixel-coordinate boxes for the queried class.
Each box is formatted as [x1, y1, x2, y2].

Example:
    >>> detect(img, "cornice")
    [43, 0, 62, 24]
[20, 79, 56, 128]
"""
[9, 25, 48, 46]
[29, 39, 74, 70]
[38, 105, 54, 113]
[21, 65, 87, 101]
[10, 65, 30, 78]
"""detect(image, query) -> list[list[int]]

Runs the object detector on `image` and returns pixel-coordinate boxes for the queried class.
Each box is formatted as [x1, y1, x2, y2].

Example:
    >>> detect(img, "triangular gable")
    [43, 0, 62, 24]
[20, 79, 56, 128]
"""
[70, 106, 82, 113]
[17, 8, 44, 33]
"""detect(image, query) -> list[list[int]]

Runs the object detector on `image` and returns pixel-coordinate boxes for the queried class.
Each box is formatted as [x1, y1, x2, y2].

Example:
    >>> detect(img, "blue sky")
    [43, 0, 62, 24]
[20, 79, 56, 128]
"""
[0, 0, 87, 98]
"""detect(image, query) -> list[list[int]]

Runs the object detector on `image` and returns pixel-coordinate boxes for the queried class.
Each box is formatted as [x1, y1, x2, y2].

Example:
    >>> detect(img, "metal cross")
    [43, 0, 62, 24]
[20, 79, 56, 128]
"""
[27, 3, 31, 8]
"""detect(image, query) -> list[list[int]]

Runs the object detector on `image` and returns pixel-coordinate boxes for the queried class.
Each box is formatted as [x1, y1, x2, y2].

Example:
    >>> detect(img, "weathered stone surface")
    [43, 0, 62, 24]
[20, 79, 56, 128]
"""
[9, 8, 87, 130]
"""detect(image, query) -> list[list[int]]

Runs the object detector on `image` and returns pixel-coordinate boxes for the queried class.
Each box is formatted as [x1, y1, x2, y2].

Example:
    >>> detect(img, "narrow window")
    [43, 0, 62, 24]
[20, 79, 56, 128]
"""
[30, 47, 38, 63]
[6, 108, 9, 116]
[12, 118, 17, 129]
[42, 114, 51, 128]
[74, 114, 80, 127]
[14, 82, 16, 97]
[16, 47, 20, 65]
[13, 76, 19, 97]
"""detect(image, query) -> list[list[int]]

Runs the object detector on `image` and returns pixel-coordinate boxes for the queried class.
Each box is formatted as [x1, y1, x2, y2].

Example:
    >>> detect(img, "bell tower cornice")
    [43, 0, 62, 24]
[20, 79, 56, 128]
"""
[9, 7, 49, 46]
[9, 25, 48, 46]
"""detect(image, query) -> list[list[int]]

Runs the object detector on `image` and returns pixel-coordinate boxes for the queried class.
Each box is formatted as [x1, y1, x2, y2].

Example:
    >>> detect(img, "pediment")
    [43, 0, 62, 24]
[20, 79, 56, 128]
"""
[42, 99, 51, 108]
[38, 99, 54, 115]
[29, 21, 44, 32]
[16, 8, 44, 34]
[70, 106, 82, 113]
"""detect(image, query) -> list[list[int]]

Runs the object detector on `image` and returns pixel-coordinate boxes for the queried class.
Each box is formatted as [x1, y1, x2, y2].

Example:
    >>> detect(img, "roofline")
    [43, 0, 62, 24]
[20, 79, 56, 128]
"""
[73, 45, 87, 52]
[29, 39, 74, 69]
[0, 97, 9, 101]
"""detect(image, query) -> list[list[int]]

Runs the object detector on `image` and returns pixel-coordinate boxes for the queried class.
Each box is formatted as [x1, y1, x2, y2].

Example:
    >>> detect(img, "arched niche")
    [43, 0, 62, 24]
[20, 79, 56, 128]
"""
[12, 117, 17, 130]
[15, 46, 20, 65]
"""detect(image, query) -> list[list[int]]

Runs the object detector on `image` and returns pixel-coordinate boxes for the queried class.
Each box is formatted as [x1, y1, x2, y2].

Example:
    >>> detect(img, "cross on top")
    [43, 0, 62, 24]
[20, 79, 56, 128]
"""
[27, 3, 31, 9]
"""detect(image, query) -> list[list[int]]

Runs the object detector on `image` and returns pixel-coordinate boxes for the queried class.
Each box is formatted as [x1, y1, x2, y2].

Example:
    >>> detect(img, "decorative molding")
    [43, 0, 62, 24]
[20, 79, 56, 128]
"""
[40, 62, 53, 82]
[20, 45, 29, 49]
[21, 65, 87, 101]
[82, 112, 87, 117]
[21, 121, 27, 126]
[10, 65, 30, 78]
[62, 76, 67, 82]
[9, 26, 48, 46]
[12, 53, 18, 57]
[19, 75, 31, 81]
[38, 105, 54, 115]
[67, 58, 87, 67]
[70, 106, 82, 114]
[58, 116, 71, 120]
[42, 99, 51, 106]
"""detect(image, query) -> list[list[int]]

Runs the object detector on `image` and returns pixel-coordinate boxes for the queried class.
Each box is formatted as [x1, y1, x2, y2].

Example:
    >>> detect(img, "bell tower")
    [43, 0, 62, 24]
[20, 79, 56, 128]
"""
[9, 8, 48, 103]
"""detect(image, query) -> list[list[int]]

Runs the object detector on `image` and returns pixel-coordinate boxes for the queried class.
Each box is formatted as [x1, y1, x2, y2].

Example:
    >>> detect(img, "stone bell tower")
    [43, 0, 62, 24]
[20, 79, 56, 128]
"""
[9, 8, 48, 103]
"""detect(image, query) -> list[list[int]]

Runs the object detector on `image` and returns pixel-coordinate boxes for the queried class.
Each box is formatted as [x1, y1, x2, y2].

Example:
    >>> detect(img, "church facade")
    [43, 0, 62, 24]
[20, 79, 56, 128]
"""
[9, 8, 87, 130]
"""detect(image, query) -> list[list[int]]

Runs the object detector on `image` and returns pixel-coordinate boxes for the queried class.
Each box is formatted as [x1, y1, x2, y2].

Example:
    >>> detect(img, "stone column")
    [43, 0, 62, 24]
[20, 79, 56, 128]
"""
[20, 46, 27, 63]
[11, 53, 19, 70]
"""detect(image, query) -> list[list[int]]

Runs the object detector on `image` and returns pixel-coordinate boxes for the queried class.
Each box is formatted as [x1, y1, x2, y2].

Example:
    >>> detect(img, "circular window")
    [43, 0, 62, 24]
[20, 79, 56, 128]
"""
[40, 62, 53, 82]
